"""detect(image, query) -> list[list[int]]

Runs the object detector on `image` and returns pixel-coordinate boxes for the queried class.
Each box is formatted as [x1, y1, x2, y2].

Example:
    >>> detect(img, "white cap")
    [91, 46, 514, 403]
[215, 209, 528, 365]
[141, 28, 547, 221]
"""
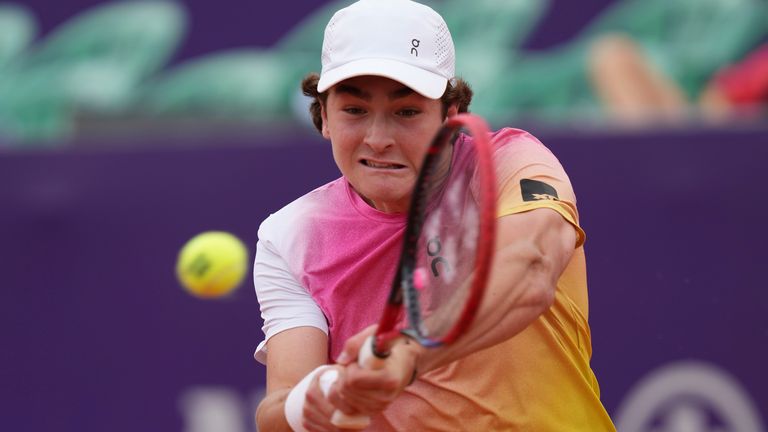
[317, 0, 455, 99]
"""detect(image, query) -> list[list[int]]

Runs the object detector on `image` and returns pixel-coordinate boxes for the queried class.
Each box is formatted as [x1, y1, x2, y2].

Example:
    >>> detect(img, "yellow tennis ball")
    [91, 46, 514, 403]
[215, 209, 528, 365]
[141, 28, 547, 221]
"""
[176, 231, 248, 299]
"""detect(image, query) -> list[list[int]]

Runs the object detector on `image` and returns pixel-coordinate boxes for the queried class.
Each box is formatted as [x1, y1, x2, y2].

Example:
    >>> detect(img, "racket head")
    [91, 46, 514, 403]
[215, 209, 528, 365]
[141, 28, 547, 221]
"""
[374, 113, 497, 354]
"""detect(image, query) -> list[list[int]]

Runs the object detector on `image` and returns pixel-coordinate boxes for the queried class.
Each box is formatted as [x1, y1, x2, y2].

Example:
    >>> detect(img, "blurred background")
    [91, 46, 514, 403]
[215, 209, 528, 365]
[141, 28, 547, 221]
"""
[1, 0, 766, 430]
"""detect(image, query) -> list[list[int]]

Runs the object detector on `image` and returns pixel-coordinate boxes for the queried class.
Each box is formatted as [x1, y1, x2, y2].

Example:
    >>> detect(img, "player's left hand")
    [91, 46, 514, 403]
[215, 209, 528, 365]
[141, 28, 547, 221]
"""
[303, 366, 345, 432]
[327, 325, 423, 416]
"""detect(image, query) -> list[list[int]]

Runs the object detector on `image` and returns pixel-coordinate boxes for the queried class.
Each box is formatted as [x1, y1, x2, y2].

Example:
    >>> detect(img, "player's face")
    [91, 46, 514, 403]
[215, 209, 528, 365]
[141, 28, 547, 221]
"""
[322, 75, 456, 213]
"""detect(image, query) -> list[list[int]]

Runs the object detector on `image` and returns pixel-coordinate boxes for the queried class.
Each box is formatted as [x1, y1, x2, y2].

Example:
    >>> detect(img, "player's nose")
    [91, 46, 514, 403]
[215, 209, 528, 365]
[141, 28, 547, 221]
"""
[363, 115, 395, 153]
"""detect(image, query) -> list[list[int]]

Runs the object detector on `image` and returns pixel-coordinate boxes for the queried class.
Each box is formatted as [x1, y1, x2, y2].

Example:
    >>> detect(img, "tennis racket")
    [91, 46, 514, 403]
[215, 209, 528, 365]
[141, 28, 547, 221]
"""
[326, 113, 497, 428]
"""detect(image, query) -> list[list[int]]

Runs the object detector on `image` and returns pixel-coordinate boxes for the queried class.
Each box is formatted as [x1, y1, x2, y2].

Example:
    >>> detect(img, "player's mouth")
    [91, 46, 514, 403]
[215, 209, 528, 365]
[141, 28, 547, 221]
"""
[360, 159, 405, 169]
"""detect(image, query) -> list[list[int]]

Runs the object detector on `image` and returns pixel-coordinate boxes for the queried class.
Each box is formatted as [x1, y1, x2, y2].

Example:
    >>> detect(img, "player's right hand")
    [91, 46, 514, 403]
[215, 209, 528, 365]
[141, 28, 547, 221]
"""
[329, 326, 423, 417]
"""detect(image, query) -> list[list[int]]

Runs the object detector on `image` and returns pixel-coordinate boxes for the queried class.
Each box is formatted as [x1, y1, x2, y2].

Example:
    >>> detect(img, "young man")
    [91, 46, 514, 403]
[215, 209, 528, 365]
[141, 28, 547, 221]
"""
[254, 1, 616, 430]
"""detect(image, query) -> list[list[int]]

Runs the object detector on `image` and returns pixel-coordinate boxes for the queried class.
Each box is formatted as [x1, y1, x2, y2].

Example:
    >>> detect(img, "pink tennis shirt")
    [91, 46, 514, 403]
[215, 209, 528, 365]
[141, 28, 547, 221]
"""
[254, 128, 615, 431]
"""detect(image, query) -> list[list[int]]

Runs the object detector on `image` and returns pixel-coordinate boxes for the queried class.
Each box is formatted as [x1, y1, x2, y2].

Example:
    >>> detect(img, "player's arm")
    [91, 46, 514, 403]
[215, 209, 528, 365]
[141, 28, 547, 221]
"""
[253, 227, 342, 431]
[337, 207, 576, 392]
[415, 206, 576, 370]
[255, 326, 334, 432]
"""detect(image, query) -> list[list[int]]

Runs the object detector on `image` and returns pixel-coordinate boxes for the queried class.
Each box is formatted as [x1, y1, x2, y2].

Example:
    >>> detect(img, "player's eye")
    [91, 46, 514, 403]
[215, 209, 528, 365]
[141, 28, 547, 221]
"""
[343, 107, 366, 115]
[397, 108, 420, 118]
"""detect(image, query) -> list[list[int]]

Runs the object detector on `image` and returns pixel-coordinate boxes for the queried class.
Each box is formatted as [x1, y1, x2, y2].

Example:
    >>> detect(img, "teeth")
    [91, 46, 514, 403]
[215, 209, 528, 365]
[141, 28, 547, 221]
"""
[366, 160, 400, 169]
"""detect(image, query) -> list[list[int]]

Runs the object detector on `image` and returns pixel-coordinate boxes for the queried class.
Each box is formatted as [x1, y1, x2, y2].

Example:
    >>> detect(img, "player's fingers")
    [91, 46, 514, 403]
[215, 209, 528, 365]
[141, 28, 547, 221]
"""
[302, 414, 339, 432]
[347, 338, 420, 392]
[331, 388, 390, 418]
[323, 368, 362, 415]
[303, 410, 344, 432]
[338, 370, 396, 410]
[308, 372, 337, 413]
[334, 369, 407, 415]
[303, 403, 341, 432]
[327, 383, 358, 415]
[302, 396, 336, 432]
[303, 371, 341, 432]
[337, 324, 377, 365]
[344, 362, 403, 391]
[334, 389, 392, 416]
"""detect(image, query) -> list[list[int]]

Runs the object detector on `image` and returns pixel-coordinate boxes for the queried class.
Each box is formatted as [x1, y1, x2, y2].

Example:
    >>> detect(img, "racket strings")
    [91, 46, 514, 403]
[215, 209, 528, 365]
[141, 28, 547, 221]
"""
[409, 133, 483, 342]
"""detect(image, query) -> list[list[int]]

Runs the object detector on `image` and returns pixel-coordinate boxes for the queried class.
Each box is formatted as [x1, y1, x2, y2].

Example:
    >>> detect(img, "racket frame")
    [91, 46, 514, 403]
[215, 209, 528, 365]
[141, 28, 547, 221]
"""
[371, 113, 497, 357]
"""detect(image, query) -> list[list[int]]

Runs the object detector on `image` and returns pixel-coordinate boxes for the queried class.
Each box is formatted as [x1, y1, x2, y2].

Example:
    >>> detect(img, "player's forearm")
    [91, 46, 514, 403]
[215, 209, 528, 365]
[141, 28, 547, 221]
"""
[416, 213, 573, 372]
[256, 389, 293, 432]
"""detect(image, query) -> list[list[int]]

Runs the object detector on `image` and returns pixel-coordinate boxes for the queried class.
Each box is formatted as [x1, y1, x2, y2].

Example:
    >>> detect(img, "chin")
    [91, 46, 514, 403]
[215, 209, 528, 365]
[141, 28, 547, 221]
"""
[363, 188, 410, 210]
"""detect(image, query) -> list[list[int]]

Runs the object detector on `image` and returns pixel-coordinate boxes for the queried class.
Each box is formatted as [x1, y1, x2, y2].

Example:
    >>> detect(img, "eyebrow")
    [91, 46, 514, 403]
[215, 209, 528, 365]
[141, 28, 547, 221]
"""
[334, 84, 416, 101]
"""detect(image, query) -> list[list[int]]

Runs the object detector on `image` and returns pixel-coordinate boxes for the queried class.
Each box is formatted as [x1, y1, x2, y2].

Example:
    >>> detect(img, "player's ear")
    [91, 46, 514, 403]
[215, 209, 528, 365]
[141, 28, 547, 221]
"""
[447, 103, 459, 117]
[321, 102, 331, 139]
[445, 103, 459, 120]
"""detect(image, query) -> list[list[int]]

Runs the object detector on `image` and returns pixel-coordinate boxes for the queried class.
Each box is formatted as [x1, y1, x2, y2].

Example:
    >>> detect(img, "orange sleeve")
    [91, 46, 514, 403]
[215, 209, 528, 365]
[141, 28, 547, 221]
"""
[491, 128, 586, 247]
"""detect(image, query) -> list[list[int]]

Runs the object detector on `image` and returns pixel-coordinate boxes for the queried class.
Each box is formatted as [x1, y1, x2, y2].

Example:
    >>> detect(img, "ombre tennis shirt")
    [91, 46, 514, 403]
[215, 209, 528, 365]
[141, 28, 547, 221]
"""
[254, 128, 616, 431]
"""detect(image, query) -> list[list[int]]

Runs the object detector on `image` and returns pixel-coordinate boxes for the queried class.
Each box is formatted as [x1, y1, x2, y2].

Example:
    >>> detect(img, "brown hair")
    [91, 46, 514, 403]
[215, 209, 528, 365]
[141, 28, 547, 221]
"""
[300, 73, 474, 133]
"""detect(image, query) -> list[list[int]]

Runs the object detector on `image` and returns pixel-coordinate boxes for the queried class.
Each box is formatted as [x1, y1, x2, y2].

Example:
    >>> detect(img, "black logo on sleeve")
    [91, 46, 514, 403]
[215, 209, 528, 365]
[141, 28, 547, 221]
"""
[521, 179, 559, 202]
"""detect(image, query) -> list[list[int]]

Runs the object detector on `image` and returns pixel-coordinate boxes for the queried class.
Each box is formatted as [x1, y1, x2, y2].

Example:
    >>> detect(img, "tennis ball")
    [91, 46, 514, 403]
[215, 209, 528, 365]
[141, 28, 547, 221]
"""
[176, 231, 249, 299]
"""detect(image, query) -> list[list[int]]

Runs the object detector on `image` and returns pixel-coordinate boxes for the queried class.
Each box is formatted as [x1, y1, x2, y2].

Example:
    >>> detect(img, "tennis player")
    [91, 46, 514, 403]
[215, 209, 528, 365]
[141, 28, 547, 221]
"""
[254, 0, 616, 430]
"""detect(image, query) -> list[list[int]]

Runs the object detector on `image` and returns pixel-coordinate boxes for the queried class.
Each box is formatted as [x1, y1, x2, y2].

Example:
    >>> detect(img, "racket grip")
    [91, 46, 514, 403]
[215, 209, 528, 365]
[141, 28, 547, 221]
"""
[358, 334, 388, 369]
[328, 335, 388, 429]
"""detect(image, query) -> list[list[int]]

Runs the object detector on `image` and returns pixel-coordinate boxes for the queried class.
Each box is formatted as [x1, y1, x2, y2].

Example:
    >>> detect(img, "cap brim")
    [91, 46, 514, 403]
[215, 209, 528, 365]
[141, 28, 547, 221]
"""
[317, 58, 448, 99]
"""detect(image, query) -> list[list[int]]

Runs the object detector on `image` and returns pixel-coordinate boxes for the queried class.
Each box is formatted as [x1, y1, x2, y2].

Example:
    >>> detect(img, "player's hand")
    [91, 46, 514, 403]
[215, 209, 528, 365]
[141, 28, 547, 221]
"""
[328, 325, 423, 417]
[300, 365, 346, 432]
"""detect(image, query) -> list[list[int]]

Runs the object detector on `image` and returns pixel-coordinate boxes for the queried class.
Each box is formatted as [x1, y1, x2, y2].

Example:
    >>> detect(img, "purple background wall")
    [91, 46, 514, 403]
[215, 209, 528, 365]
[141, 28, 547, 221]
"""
[2, 0, 768, 430]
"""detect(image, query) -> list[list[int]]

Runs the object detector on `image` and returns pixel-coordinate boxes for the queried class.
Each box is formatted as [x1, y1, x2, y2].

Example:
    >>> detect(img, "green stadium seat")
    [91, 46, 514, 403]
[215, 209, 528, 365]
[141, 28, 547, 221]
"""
[27, 0, 185, 77]
[0, 68, 73, 144]
[442, 0, 550, 52]
[18, 0, 187, 112]
[275, 0, 357, 53]
[0, 0, 187, 144]
[0, 3, 37, 68]
[480, 0, 768, 125]
[136, 50, 317, 121]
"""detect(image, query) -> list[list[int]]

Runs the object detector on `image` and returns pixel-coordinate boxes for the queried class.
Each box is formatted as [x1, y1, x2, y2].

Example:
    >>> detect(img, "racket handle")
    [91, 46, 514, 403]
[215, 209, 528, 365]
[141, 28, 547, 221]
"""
[358, 334, 388, 370]
[327, 335, 388, 429]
